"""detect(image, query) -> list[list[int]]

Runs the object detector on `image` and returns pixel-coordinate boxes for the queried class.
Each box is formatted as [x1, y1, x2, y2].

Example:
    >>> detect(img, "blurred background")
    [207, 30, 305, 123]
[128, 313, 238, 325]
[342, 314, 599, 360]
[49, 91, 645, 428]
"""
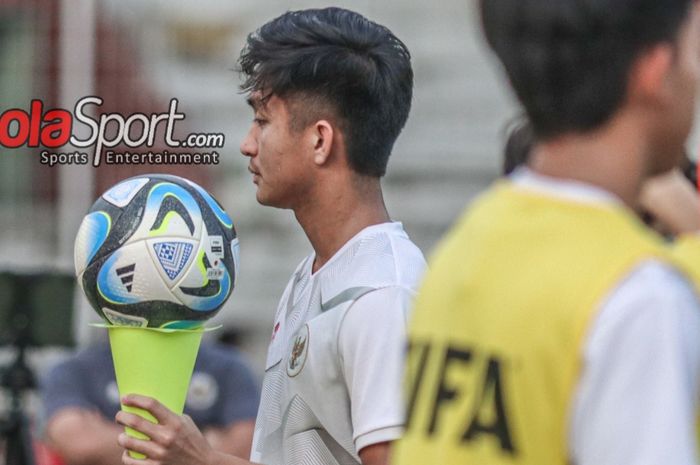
[0, 0, 515, 369]
[4, 0, 700, 461]
[13, 0, 700, 461]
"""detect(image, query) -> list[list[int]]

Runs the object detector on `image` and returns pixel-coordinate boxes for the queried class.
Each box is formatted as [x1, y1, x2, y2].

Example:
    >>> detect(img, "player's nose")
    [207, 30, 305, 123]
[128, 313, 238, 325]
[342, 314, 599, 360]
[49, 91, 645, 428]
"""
[240, 126, 257, 158]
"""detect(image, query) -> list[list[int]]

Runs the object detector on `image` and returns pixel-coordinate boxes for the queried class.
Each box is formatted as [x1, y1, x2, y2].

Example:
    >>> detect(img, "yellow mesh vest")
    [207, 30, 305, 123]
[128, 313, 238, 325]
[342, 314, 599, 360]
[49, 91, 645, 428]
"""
[393, 181, 681, 465]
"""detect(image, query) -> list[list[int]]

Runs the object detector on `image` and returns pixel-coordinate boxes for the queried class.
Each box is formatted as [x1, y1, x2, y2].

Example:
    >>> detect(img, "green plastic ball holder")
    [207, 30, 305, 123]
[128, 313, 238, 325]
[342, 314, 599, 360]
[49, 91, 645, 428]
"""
[102, 325, 209, 459]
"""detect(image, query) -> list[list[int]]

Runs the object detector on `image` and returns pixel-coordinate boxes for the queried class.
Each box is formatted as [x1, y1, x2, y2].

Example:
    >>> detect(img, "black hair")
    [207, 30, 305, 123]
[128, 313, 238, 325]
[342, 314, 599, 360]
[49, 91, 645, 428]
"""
[480, 0, 693, 139]
[238, 7, 413, 177]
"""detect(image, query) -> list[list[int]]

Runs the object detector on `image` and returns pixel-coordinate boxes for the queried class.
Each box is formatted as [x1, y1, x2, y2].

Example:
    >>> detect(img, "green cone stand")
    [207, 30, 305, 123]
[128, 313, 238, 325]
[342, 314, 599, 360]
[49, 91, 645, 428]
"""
[108, 326, 203, 459]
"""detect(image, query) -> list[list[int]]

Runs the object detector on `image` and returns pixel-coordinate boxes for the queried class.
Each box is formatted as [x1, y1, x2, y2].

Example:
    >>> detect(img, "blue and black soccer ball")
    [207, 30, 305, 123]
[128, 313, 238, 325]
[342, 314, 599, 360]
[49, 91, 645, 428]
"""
[74, 174, 239, 329]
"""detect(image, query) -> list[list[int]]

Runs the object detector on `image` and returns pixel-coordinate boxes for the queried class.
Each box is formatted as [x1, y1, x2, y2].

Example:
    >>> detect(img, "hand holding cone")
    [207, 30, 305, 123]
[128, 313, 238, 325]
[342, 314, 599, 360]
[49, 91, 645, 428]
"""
[108, 326, 203, 459]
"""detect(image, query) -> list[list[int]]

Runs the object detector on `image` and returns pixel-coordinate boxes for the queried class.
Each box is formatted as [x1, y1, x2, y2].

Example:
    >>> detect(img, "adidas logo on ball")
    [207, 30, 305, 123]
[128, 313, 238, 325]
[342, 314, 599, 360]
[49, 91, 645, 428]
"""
[116, 264, 135, 292]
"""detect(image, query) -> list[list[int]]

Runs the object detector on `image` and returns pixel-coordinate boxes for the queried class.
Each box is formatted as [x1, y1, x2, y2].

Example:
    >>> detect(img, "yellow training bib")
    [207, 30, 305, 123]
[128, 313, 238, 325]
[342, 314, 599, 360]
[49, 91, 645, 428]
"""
[394, 181, 682, 465]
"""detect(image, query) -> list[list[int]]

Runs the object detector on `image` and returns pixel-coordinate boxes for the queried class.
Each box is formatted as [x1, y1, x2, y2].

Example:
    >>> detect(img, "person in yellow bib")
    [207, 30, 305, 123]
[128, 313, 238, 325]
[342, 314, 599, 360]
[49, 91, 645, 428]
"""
[393, 1, 700, 465]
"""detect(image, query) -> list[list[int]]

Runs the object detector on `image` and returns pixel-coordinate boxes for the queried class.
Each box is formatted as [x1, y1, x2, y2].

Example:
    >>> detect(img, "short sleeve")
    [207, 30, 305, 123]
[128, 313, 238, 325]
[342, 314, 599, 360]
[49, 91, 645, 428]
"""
[216, 350, 261, 425]
[570, 261, 700, 465]
[338, 286, 413, 452]
[40, 358, 95, 423]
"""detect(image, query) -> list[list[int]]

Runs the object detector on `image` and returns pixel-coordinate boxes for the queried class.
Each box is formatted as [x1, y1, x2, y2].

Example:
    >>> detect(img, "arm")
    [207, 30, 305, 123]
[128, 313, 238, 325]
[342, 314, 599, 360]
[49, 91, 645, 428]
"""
[339, 287, 414, 465]
[46, 408, 123, 465]
[359, 442, 391, 465]
[116, 395, 262, 465]
[40, 354, 123, 465]
[570, 262, 700, 465]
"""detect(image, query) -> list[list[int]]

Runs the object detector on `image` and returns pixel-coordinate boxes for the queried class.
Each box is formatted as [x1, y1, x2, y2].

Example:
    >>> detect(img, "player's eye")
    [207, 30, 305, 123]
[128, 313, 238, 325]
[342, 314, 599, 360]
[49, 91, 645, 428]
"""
[253, 117, 268, 127]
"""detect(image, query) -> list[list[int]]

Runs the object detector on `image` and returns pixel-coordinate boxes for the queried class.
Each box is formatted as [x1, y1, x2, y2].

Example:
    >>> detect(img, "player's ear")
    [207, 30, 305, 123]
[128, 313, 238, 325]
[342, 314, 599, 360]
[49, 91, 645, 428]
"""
[311, 120, 333, 166]
[628, 43, 674, 106]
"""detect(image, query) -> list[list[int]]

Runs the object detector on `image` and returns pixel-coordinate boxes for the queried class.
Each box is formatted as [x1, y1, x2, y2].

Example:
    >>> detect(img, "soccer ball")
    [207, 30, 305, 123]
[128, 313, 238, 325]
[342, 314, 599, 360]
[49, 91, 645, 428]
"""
[74, 174, 239, 329]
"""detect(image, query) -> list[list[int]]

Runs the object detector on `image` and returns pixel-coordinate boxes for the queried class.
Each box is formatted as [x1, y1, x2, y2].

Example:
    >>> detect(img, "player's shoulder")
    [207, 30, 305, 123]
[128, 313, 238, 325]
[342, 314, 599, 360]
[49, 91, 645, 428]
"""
[344, 221, 425, 287]
[46, 343, 111, 381]
[321, 223, 424, 300]
[614, 259, 699, 307]
[72, 343, 112, 365]
[196, 343, 253, 373]
[319, 222, 424, 313]
[596, 259, 700, 338]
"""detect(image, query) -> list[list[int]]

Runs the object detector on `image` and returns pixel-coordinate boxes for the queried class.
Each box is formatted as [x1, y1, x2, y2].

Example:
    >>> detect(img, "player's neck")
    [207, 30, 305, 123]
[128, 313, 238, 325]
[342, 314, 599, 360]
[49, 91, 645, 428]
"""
[294, 177, 390, 274]
[528, 117, 651, 209]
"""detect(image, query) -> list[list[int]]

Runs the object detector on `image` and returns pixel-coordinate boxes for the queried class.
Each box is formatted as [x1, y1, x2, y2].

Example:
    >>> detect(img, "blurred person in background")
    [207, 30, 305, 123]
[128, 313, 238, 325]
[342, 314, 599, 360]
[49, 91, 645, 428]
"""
[41, 339, 259, 465]
[503, 117, 700, 237]
[394, 0, 700, 464]
[114, 7, 425, 465]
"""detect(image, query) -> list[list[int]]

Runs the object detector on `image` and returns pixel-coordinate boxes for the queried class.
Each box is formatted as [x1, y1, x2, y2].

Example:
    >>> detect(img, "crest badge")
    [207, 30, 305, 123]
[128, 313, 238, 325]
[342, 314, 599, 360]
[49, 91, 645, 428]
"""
[153, 242, 193, 280]
[287, 324, 309, 377]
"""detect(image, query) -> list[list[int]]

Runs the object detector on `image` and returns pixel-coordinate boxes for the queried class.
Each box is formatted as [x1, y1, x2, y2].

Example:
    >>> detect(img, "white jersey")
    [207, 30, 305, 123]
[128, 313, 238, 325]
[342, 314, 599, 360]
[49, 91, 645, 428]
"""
[250, 222, 426, 465]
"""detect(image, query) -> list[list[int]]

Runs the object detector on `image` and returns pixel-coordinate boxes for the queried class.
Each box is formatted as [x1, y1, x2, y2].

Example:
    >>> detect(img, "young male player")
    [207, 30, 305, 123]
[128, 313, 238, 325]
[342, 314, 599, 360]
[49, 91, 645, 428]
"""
[394, 1, 700, 464]
[115, 8, 425, 465]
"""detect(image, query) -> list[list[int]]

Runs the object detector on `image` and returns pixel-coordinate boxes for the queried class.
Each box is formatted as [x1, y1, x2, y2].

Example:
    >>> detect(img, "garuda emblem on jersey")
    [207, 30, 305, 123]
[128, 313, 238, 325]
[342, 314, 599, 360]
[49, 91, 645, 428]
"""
[287, 324, 309, 377]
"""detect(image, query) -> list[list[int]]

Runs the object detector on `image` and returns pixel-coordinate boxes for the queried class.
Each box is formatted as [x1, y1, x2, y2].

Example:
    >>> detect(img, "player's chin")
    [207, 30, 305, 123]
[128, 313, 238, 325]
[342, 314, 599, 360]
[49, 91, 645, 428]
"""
[255, 191, 293, 210]
[255, 189, 278, 208]
[255, 189, 271, 206]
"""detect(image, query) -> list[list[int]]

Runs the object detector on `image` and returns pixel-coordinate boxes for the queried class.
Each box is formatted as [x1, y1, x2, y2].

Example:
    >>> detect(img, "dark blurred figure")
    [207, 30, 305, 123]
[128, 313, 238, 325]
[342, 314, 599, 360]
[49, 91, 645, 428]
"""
[40, 341, 259, 465]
